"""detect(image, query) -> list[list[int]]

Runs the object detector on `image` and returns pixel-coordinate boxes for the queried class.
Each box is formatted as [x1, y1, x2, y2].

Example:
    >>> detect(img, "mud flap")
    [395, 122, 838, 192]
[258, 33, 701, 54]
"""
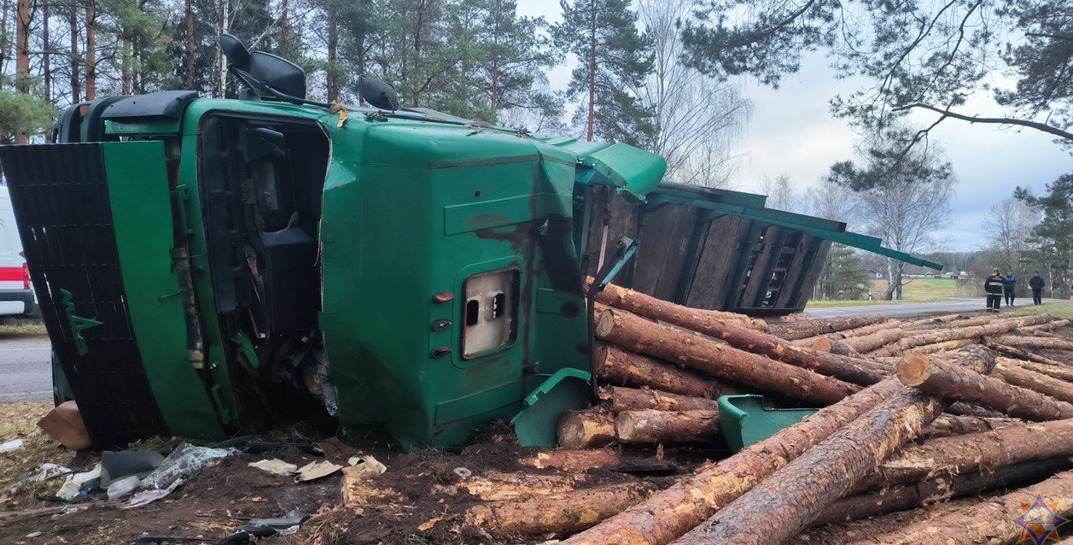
[512, 368, 592, 448]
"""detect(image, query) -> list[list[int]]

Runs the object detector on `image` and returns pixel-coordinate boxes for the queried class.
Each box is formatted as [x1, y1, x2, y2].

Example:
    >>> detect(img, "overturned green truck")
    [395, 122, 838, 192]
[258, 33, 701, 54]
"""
[0, 37, 939, 450]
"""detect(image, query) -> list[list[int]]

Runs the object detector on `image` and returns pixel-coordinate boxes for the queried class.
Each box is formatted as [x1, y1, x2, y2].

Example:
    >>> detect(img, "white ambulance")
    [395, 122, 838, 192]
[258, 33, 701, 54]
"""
[0, 183, 36, 317]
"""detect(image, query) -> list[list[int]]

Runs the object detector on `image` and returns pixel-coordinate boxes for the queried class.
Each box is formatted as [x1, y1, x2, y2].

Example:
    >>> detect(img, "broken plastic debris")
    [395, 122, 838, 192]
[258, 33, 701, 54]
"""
[245, 513, 307, 536]
[346, 455, 387, 480]
[56, 464, 101, 501]
[0, 438, 23, 453]
[33, 463, 73, 482]
[295, 460, 342, 482]
[106, 475, 141, 501]
[453, 467, 472, 479]
[122, 478, 182, 509]
[248, 458, 298, 476]
[139, 444, 235, 489]
[101, 450, 164, 486]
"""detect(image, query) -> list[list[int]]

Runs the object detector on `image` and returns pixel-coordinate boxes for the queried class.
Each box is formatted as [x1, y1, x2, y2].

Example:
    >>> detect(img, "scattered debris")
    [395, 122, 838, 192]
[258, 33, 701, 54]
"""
[294, 460, 342, 482]
[105, 475, 141, 501]
[55, 464, 101, 501]
[122, 478, 183, 509]
[140, 444, 234, 489]
[0, 438, 23, 453]
[452, 466, 472, 479]
[31, 463, 72, 482]
[100, 450, 164, 485]
[248, 458, 298, 476]
[245, 512, 307, 536]
[36, 401, 90, 451]
[346, 455, 386, 479]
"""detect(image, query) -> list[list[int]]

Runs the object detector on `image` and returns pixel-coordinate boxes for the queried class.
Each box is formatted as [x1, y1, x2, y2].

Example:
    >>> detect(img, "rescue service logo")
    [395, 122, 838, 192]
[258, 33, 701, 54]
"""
[1013, 496, 1068, 545]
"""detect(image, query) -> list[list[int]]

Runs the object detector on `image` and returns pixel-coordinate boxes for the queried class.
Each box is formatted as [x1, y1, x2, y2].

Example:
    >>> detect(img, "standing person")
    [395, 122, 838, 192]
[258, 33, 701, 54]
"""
[984, 269, 1005, 312]
[1029, 271, 1046, 305]
[1003, 271, 1017, 307]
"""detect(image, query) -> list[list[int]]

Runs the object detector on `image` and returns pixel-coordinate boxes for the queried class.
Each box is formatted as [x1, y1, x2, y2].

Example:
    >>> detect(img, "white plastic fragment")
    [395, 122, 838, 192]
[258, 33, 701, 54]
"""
[248, 458, 298, 476]
[106, 475, 141, 501]
[139, 443, 235, 489]
[56, 464, 101, 501]
[0, 438, 24, 453]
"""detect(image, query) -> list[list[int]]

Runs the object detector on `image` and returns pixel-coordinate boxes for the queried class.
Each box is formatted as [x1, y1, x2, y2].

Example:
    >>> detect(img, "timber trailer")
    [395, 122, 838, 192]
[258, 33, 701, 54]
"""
[0, 36, 939, 450]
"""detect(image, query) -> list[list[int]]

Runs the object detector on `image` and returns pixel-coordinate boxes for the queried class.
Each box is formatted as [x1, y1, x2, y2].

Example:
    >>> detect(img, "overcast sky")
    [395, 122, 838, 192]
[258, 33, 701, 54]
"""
[516, 0, 1072, 252]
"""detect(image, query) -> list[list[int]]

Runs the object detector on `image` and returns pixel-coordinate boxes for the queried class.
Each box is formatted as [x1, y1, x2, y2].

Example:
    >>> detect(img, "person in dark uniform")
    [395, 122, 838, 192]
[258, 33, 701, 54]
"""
[984, 269, 1005, 312]
[1003, 272, 1017, 306]
[1029, 272, 1046, 305]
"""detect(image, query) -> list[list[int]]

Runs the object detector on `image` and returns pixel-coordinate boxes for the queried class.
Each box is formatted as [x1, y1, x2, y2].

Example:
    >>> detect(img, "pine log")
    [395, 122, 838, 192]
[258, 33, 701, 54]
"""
[520, 449, 622, 472]
[454, 471, 587, 501]
[768, 315, 887, 341]
[922, 413, 1021, 439]
[853, 418, 1073, 492]
[832, 320, 907, 339]
[990, 334, 1073, 352]
[614, 409, 719, 445]
[589, 278, 768, 330]
[993, 358, 1073, 404]
[946, 401, 1007, 418]
[907, 338, 976, 355]
[1016, 360, 1073, 383]
[601, 293, 886, 385]
[871, 314, 1053, 356]
[559, 410, 616, 449]
[595, 308, 860, 405]
[905, 313, 971, 328]
[842, 468, 1073, 545]
[796, 499, 980, 545]
[815, 458, 1071, 526]
[986, 341, 1072, 367]
[898, 351, 1073, 420]
[594, 343, 724, 398]
[463, 482, 657, 537]
[598, 386, 717, 412]
[561, 379, 904, 545]
[1021, 318, 1071, 333]
[671, 386, 943, 545]
[845, 329, 910, 354]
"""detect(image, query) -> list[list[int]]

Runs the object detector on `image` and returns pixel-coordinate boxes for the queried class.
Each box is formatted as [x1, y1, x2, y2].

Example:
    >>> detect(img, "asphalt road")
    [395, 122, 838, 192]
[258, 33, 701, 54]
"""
[806, 298, 1064, 318]
[0, 336, 52, 402]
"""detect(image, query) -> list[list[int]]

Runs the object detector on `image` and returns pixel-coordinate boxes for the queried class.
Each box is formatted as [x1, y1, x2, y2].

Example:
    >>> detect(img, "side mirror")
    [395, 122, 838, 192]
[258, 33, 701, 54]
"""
[220, 33, 250, 72]
[358, 76, 400, 111]
[249, 51, 306, 99]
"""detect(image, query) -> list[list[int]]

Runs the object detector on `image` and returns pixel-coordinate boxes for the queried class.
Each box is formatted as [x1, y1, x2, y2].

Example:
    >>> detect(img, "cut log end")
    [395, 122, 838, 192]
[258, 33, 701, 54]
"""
[595, 309, 617, 339]
[897, 354, 933, 387]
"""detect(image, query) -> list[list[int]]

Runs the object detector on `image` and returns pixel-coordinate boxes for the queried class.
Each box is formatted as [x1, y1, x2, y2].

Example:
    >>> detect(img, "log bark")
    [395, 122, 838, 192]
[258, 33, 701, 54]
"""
[559, 410, 615, 449]
[986, 341, 1072, 367]
[589, 279, 768, 331]
[520, 449, 622, 472]
[946, 401, 1007, 418]
[1020, 319, 1071, 334]
[843, 468, 1073, 545]
[671, 387, 943, 545]
[598, 386, 717, 412]
[844, 329, 909, 354]
[871, 315, 1052, 356]
[989, 335, 1073, 352]
[796, 499, 979, 545]
[594, 343, 724, 398]
[614, 410, 719, 445]
[454, 471, 587, 501]
[463, 482, 657, 537]
[907, 338, 976, 355]
[852, 418, 1073, 492]
[815, 458, 1071, 526]
[831, 320, 906, 340]
[1016, 360, 1073, 383]
[898, 352, 1073, 420]
[562, 379, 904, 545]
[596, 309, 860, 405]
[993, 359, 1073, 404]
[768, 315, 887, 341]
[922, 413, 1020, 439]
[597, 286, 884, 385]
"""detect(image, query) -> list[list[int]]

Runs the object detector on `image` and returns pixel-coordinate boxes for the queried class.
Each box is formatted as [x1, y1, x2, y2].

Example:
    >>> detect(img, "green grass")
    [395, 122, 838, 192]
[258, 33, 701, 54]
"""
[0, 321, 46, 337]
[807, 277, 969, 308]
[1009, 301, 1073, 320]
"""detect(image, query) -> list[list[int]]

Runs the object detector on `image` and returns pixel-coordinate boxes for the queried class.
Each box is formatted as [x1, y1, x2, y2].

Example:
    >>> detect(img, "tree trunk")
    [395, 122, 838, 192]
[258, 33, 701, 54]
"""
[922, 413, 1019, 439]
[598, 386, 717, 412]
[985, 341, 1071, 367]
[585, 1, 595, 141]
[989, 335, 1073, 352]
[768, 315, 887, 341]
[591, 280, 768, 331]
[463, 483, 656, 538]
[820, 320, 903, 340]
[183, 0, 194, 89]
[1014, 360, 1073, 383]
[40, 0, 49, 102]
[852, 417, 1073, 493]
[906, 338, 975, 355]
[1020, 319, 1072, 333]
[797, 498, 981, 545]
[842, 469, 1073, 545]
[614, 409, 719, 445]
[871, 314, 1052, 356]
[455, 471, 586, 501]
[898, 352, 1073, 420]
[815, 458, 1071, 527]
[842, 329, 909, 354]
[594, 343, 725, 399]
[596, 309, 859, 405]
[993, 359, 1073, 404]
[520, 449, 622, 472]
[67, 0, 78, 103]
[0, 0, 10, 77]
[558, 409, 615, 449]
[326, 0, 337, 102]
[84, 0, 94, 100]
[672, 387, 943, 545]
[561, 379, 903, 545]
[120, 37, 131, 95]
[14, 0, 30, 143]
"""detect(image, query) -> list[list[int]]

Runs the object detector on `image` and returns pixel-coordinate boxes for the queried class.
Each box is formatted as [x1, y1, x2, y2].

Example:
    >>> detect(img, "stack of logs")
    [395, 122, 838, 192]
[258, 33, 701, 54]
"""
[467, 280, 1073, 544]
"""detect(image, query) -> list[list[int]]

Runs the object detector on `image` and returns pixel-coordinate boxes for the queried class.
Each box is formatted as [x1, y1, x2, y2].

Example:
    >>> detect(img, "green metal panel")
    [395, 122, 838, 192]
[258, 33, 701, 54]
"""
[101, 141, 225, 439]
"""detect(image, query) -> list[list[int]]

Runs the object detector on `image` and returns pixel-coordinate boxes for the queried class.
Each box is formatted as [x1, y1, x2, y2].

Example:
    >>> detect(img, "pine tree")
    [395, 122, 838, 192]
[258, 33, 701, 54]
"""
[553, 0, 654, 146]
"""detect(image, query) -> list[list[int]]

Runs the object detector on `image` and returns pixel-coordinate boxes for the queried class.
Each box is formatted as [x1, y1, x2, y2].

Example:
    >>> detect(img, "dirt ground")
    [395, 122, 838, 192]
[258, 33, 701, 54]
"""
[0, 404, 694, 545]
